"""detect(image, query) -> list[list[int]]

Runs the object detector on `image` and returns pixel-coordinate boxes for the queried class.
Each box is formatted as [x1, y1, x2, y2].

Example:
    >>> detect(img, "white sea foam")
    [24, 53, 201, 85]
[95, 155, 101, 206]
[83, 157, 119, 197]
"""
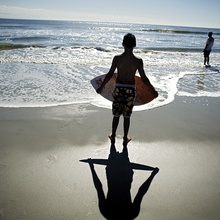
[0, 47, 220, 109]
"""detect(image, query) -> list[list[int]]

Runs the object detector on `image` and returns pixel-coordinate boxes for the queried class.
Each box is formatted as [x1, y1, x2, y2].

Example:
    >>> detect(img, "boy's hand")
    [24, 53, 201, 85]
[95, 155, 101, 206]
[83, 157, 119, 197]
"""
[96, 86, 103, 94]
[154, 90, 158, 97]
[88, 158, 94, 169]
[152, 167, 159, 175]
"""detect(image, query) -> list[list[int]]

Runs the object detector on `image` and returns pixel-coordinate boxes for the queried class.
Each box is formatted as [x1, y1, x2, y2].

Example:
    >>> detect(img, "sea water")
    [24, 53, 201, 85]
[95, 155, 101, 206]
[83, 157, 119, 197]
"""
[0, 18, 220, 110]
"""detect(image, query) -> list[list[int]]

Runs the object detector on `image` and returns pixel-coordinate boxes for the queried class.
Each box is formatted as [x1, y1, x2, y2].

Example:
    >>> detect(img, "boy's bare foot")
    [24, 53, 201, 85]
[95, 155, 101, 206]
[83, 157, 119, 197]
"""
[152, 167, 159, 175]
[108, 134, 115, 143]
[123, 136, 132, 146]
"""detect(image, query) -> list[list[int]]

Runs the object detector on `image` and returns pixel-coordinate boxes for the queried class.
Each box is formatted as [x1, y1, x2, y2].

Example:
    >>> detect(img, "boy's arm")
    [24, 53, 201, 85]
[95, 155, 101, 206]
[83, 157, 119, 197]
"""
[133, 168, 159, 208]
[96, 56, 117, 94]
[203, 39, 209, 51]
[138, 59, 158, 97]
[88, 160, 106, 203]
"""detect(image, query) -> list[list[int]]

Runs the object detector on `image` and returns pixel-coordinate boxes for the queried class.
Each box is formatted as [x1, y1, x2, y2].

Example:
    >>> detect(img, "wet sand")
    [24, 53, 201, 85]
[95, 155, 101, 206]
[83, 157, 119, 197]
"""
[0, 96, 220, 220]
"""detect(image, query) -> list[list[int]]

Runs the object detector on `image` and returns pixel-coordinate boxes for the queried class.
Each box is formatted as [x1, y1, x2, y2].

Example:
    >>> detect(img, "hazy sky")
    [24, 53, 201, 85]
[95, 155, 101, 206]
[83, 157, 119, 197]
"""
[0, 0, 219, 28]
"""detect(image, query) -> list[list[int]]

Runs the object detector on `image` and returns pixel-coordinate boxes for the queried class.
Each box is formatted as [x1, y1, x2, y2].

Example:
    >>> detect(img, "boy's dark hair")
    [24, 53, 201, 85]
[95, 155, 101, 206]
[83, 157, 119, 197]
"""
[123, 33, 136, 48]
[208, 32, 213, 37]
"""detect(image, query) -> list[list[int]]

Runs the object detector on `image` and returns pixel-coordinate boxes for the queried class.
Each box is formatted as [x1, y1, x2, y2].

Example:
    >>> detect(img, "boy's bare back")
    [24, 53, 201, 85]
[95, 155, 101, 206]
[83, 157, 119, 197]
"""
[113, 52, 145, 85]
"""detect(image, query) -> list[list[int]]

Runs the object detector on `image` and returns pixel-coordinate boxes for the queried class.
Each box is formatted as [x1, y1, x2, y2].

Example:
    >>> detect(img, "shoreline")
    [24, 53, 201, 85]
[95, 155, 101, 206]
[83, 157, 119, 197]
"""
[0, 96, 220, 220]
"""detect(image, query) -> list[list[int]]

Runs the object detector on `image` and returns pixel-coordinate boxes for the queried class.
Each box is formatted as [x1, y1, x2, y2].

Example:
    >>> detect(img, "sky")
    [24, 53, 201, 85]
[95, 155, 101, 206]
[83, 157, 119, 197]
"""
[0, 0, 220, 28]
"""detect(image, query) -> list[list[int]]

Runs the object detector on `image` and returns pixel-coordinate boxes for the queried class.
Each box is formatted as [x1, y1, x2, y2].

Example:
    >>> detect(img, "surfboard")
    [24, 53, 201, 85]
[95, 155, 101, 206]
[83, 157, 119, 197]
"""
[91, 74, 157, 106]
[80, 158, 155, 171]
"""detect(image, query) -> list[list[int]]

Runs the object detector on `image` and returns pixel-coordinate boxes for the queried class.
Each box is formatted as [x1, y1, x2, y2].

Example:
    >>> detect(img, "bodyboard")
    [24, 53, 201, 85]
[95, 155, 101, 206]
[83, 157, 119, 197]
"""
[91, 74, 157, 106]
[80, 158, 154, 171]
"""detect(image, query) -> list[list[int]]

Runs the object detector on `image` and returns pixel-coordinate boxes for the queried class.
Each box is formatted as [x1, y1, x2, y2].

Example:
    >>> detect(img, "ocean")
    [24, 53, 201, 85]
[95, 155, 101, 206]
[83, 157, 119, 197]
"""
[0, 18, 220, 110]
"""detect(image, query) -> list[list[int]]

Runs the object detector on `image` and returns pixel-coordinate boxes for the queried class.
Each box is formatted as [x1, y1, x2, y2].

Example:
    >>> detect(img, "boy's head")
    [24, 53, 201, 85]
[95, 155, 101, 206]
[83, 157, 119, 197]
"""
[122, 33, 136, 48]
[208, 32, 213, 37]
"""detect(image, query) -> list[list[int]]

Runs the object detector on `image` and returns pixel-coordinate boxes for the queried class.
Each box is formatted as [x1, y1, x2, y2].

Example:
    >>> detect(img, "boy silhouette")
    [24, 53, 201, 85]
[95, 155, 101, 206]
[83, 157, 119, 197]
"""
[87, 144, 159, 220]
[97, 33, 158, 146]
[203, 32, 214, 66]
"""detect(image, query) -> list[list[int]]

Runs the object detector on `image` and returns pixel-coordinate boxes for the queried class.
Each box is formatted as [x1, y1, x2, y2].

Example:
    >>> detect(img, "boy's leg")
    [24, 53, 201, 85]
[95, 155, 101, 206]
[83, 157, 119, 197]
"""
[109, 116, 120, 143]
[207, 55, 210, 65]
[204, 54, 206, 65]
[123, 116, 132, 146]
[204, 52, 207, 65]
[110, 143, 117, 155]
[122, 87, 135, 146]
[122, 145, 128, 156]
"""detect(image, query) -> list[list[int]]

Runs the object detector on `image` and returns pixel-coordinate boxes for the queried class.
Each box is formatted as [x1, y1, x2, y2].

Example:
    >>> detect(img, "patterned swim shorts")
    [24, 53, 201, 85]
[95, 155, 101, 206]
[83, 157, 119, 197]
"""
[112, 86, 136, 117]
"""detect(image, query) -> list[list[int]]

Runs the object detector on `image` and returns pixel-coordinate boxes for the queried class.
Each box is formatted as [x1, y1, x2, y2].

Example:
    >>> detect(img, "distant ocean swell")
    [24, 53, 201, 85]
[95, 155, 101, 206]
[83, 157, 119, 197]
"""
[0, 43, 46, 51]
[139, 28, 220, 35]
[1, 43, 219, 54]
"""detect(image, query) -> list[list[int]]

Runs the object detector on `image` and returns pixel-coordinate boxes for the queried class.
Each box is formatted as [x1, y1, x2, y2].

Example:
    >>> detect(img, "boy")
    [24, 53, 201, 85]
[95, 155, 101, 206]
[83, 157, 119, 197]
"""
[96, 33, 158, 146]
[203, 32, 214, 66]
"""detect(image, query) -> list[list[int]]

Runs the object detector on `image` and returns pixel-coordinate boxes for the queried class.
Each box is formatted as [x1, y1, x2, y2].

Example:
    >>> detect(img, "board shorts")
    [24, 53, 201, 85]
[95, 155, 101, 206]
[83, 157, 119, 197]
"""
[204, 50, 211, 57]
[112, 84, 136, 118]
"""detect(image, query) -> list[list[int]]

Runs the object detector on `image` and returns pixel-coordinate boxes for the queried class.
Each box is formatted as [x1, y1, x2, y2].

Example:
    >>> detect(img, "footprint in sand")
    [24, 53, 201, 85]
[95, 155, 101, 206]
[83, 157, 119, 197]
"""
[46, 155, 57, 167]
[0, 164, 7, 173]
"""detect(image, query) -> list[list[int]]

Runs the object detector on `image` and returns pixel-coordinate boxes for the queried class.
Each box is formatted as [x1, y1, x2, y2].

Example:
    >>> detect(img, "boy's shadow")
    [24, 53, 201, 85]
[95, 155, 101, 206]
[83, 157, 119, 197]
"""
[80, 144, 159, 220]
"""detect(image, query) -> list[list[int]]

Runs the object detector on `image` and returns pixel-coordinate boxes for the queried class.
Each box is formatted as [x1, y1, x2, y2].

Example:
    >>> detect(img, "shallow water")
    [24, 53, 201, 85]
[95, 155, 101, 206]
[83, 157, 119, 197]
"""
[0, 19, 220, 110]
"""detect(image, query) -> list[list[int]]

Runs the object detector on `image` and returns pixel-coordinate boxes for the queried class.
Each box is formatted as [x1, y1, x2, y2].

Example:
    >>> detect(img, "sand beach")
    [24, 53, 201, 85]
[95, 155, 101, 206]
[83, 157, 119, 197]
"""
[0, 96, 220, 220]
